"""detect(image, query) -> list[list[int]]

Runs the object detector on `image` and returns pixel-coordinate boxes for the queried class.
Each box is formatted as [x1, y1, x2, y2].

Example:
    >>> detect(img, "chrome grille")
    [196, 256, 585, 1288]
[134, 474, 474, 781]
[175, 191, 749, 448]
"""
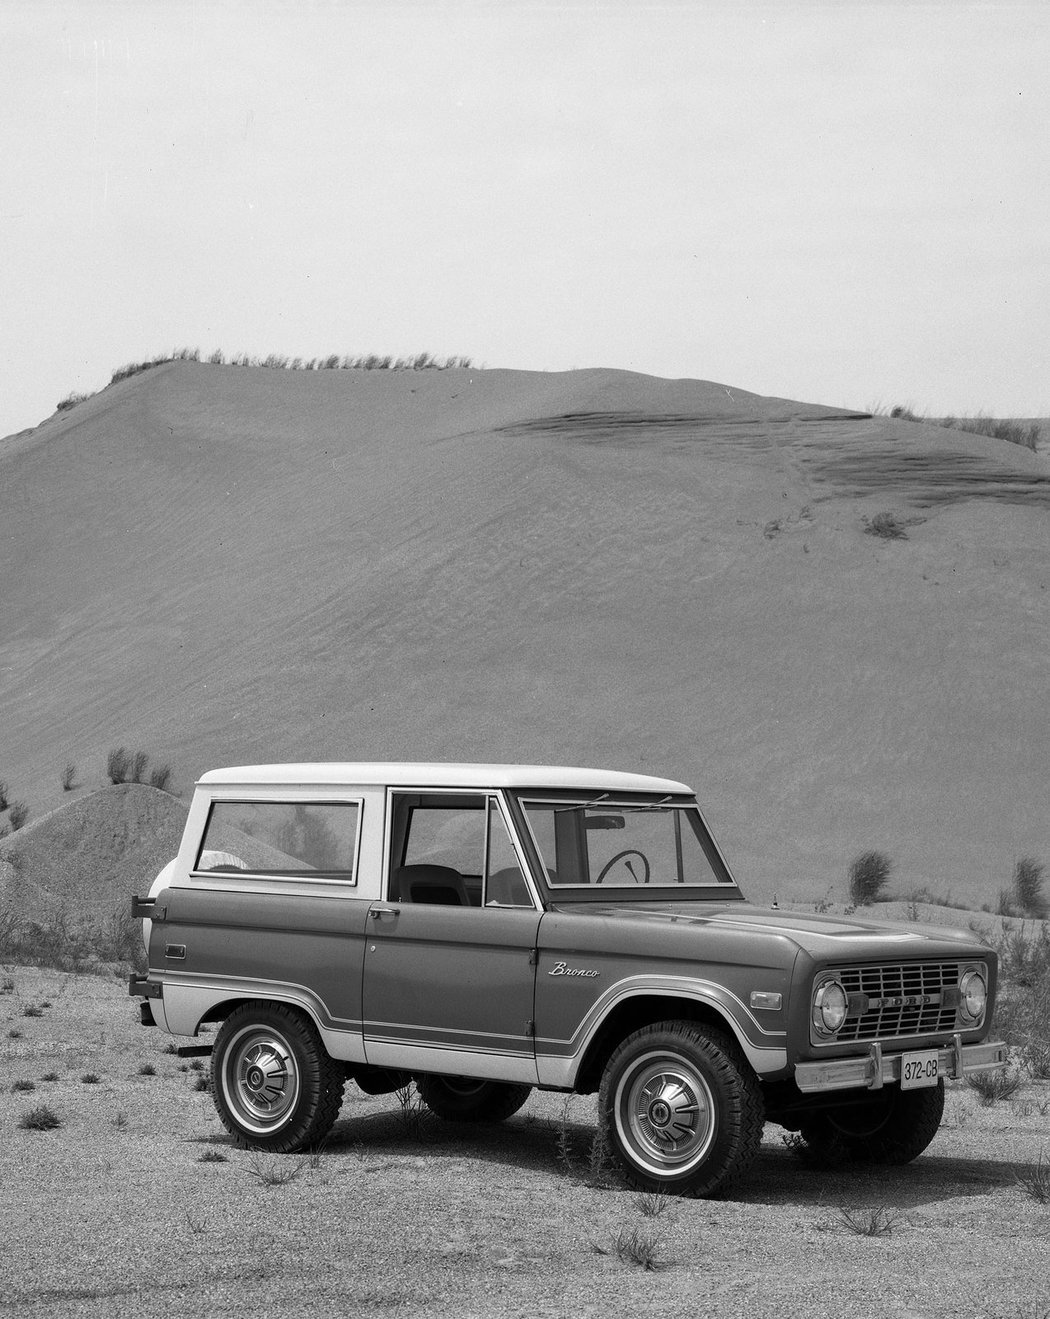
[825, 961, 967, 1043]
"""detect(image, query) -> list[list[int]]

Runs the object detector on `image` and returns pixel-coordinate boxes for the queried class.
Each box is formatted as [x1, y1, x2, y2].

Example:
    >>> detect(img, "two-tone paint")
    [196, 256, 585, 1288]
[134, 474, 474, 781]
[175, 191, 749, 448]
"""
[134, 763, 1006, 1101]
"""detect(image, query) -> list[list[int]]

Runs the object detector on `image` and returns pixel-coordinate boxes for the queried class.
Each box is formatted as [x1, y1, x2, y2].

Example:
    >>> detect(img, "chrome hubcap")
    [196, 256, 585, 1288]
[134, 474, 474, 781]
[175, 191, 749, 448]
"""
[223, 1027, 300, 1134]
[616, 1054, 716, 1175]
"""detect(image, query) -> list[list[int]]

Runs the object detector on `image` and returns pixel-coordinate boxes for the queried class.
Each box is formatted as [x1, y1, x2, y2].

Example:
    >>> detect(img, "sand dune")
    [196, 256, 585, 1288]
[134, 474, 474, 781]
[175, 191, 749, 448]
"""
[2, 362, 1048, 905]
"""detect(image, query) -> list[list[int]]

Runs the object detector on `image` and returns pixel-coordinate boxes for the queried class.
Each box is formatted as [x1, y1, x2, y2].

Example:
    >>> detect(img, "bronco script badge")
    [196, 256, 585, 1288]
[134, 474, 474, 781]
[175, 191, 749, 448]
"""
[548, 961, 600, 978]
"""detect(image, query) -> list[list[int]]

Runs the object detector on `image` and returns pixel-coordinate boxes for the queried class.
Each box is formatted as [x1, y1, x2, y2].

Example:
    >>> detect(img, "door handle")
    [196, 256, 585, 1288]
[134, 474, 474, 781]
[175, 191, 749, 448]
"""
[370, 906, 399, 920]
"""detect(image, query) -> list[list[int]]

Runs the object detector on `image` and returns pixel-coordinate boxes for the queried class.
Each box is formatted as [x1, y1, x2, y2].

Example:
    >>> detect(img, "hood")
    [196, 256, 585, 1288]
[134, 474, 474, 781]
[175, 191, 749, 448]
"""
[547, 900, 987, 959]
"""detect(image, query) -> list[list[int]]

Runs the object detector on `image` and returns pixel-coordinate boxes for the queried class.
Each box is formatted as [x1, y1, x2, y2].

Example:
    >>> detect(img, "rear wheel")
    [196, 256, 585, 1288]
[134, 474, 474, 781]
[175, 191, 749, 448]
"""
[211, 1003, 344, 1152]
[798, 1080, 944, 1165]
[417, 1076, 532, 1123]
[598, 1021, 763, 1198]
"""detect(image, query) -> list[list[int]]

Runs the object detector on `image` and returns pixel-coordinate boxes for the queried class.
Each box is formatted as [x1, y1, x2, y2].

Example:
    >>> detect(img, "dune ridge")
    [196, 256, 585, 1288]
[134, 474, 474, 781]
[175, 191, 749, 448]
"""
[2, 361, 1048, 905]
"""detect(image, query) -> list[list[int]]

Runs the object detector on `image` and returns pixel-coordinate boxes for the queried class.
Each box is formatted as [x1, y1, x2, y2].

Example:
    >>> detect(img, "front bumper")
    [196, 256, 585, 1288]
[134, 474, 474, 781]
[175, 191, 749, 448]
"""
[793, 1035, 1008, 1094]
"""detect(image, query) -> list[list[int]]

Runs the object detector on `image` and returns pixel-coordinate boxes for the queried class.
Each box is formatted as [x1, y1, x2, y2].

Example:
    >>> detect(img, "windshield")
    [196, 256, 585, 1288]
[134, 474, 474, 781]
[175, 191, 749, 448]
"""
[519, 797, 735, 888]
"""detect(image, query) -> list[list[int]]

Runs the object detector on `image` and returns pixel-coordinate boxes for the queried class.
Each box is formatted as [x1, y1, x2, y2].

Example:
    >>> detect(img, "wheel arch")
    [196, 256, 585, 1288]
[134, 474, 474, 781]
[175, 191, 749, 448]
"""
[572, 993, 755, 1094]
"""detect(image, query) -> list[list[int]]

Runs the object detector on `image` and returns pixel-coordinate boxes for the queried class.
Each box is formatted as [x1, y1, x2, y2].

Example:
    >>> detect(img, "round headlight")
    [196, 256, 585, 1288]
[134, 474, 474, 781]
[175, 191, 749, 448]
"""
[813, 979, 848, 1037]
[959, 967, 987, 1024]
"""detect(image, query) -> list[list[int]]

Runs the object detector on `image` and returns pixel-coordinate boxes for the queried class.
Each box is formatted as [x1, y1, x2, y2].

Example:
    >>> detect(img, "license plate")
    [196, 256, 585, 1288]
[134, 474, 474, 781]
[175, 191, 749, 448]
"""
[900, 1050, 940, 1089]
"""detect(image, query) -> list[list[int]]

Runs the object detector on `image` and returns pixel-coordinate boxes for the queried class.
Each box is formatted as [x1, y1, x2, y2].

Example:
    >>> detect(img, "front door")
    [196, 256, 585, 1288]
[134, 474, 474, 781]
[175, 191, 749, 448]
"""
[362, 792, 541, 1083]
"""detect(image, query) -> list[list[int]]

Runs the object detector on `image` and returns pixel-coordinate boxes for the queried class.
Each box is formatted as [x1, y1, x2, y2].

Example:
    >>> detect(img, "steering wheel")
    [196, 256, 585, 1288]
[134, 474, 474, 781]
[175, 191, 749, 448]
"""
[595, 849, 651, 885]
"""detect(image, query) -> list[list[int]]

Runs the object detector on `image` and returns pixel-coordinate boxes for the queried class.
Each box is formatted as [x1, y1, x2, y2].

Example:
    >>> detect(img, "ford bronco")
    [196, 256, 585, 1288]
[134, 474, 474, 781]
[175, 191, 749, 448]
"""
[130, 763, 1006, 1197]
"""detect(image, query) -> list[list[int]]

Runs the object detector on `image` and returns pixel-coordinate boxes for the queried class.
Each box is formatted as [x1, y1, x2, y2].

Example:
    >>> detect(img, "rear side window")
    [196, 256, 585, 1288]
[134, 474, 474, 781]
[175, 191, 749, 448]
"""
[195, 801, 361, 881]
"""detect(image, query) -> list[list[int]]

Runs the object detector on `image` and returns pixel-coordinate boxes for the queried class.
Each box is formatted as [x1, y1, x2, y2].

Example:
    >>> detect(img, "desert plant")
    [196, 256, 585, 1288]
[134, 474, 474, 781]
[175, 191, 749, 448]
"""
[889, 404, 921, 422]
[1, 977, 13, 993]
[848, 850, 893, 905]
[1013, 857, 1048, 920]
[81, 1073, 101, 1085]
[838, 1205, 899, 1236]
[199, 1149, 228, 1163]
[207, 349, 226, 365]
[61, 763, 76, 791]
[594, 1225, 669, 1271]
[8, 802, 28, 831]
[1025, 1042, 1050, 1081]
[635, 1192, 671, 1218]
[107, 747, 130, 784]
[1015, 1151, 1050, 1204]
[194, 1075, 209, 1092]
[11, 1079, 36, 1092]
[395, 1083, 429, 1139]
[8, 1029, 22, 1039]
[148, 764, 172, 791]
[864, 512, 907, 540]
[56, 391, 92, 412]
[0, 780, 7, 810]
[138, 1063, 156, 1077]
[23, 1003, 44, 1017]
[19, 1104, 62, 1131]
[131, 750, 149, 783]
[967, 1068, 1023, 1106]
[941, 414, 1040, 452]
[113, 1112, 128, 1129]
[41, 1072, 58, 1082]
[245, 1153, 305, 1186]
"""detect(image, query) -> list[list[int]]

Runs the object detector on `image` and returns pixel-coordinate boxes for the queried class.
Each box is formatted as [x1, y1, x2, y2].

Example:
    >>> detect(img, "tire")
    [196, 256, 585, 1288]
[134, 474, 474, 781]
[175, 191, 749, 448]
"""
[211, 1003, 345, 1152]
[798, 1080, 944, 1165]
[598, 1021, 764, 1198]
[417, 1075, 532, 1123]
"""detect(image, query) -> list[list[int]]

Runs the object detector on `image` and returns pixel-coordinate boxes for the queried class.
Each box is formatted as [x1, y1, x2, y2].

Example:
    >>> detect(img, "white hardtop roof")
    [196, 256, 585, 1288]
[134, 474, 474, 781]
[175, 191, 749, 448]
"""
[197, 762, 692, 794]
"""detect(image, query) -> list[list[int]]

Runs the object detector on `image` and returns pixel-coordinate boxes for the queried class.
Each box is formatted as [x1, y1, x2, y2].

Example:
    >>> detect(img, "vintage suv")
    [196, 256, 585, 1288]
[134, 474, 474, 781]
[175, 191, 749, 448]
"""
[130, 763, 1006, 1197]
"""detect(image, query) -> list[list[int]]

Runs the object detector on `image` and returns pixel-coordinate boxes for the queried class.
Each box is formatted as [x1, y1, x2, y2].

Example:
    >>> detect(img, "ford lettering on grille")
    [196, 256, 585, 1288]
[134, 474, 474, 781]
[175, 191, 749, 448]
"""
[826, 961, 964, 1043]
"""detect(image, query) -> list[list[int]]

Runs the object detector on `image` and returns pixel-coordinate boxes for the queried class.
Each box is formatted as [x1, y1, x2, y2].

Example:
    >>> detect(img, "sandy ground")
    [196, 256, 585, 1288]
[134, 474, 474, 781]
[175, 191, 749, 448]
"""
[1, 965, 1048, 1319]
[1, 362, 1048, 909]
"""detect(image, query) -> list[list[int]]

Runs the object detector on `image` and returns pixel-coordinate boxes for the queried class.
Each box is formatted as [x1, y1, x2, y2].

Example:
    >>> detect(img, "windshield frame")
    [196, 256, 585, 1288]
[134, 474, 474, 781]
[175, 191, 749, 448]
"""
[507, 790, 744, 903]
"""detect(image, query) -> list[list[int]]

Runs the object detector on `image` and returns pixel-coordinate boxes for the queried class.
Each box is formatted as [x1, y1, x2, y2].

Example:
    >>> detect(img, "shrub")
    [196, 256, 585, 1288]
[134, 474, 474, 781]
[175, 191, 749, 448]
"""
[889, 404, 921, 422]
[8, 802, 28, 831]
[593, 1226, 669, 1271]
[941, 414, 1040, 452]
[864, 512, 908, 540]
[1013, 857, 1048, 920]
[199, 1149, 228, 1163]
[1015, 1151, 1050, 1204]
[131, 751, 149, 783]
[149, 764, 172, 792]
[838, 1206, 899, 1236]
[41, 1072, 59, 1083]
[19, 1104, 62, 1131]
[56, 391, 92, 412]
[967, 1068, 1022, 1105]
[81, 1073, 101, 1085]
[0, 780, 7, 810]
[107, 747, 130, 784]
[61, 763, 76, 791]
[138, 1063, 156, 1077]
[245, 1153, 305, 1186]
[848, 851, 893, 904]
[23, 1004, 44, 1017]
[12, 1079, 36, 1092]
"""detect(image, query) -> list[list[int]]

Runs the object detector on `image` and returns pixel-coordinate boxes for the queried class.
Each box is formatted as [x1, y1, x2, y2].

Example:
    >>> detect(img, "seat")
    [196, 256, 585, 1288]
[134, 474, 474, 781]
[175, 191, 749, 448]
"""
[486, 866, 533, 907]
[395, 864, 469, 906]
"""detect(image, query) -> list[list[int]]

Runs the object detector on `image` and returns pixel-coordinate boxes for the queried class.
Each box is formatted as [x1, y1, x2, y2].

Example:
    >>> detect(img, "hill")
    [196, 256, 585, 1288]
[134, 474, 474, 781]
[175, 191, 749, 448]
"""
[2, 361, 1049, 906]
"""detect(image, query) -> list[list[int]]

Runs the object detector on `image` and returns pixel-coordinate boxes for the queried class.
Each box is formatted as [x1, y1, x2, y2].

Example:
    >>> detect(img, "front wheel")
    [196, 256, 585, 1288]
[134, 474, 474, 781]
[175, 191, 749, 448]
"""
[417, 1076, 532, 1123]
[798, 1080, 944, 1165]
[598, 1021, 764, 1198]
[211, 1003, 345, 1152]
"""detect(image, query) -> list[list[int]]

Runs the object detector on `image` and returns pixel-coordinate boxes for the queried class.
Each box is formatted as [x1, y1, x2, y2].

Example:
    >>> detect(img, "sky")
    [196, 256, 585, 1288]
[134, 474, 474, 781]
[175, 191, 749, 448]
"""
[2, 0, 1048, 440]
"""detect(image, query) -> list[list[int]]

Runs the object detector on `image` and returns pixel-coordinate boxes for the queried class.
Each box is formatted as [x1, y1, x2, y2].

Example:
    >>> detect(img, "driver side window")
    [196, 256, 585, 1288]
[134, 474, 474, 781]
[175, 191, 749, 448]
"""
[390, 794, 533, 908]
